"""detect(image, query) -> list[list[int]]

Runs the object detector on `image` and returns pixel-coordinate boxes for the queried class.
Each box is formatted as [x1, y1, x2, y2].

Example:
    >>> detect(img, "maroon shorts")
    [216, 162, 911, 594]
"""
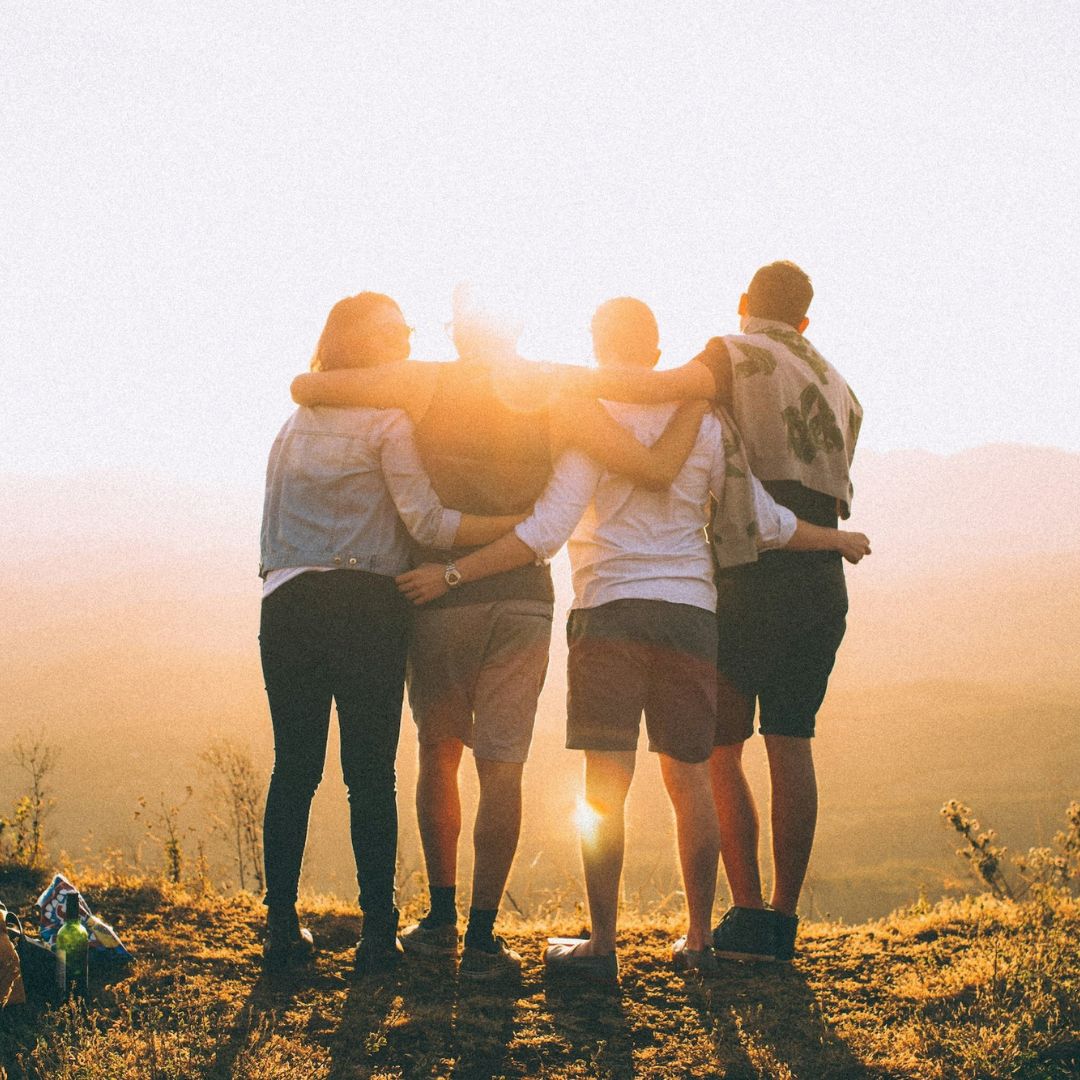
[566, 599, 718, 764]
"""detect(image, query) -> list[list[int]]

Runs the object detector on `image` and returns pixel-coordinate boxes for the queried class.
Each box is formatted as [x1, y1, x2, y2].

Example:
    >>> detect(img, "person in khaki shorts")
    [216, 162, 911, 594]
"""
[398, 298, 870, 980]
[292, 288, 708, 981]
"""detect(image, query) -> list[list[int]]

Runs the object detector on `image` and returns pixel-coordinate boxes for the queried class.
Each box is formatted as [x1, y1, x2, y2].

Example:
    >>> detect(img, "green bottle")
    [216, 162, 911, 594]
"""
[55, 892, 89, 1000]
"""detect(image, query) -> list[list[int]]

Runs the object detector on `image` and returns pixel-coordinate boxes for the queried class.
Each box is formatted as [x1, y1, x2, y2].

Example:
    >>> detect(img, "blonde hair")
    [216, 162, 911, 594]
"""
[310, 292, 404, 372]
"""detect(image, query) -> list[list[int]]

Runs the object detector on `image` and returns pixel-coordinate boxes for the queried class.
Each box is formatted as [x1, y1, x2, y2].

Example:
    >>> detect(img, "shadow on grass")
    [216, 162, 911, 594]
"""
[450, 976, 518, 1079]
[203, 969, 292, 1079]
[323, 952, 524, 1079]
[326, 965, 419, 1080]
[205, 961, 355, 1080]
[686, 962, 887, 1079]
[544, 977, 634, 1079]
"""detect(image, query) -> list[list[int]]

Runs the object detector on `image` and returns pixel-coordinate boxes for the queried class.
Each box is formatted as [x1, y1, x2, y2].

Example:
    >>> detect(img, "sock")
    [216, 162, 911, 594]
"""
[464, 907, 499, 952]
[420, 885, 457, 927]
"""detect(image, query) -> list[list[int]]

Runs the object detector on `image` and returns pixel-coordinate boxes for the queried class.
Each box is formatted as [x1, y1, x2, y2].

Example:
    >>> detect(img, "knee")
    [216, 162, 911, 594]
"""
[662, 757, 713, 800]
[476, 759, 524, 806]
[710, 742, 747, 773]
[344, 756, 396, 799]
[268, 762, 323, 801]
[419, 739, 463, 778]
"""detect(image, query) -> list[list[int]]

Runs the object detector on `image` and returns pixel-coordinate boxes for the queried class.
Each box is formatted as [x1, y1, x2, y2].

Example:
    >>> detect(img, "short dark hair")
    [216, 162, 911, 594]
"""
[746, 261, 813, 327]
[591, 297, 659, 366]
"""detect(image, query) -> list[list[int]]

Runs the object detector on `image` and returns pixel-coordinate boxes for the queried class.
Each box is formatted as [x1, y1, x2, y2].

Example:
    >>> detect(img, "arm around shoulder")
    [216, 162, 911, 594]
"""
[290, 361, 434, 419]
[552, 396, 709, 491]
[558, 359, 715, 405]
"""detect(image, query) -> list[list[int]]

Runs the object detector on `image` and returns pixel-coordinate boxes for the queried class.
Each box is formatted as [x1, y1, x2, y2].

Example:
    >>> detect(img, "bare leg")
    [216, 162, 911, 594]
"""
[709, 742, 764, 909]
[659, 755, 721, 951]
[416, 738, 464, 888]
[471, 757, 525, 910]
[764, 734, 817, 916]
[574, 750, 635, 956]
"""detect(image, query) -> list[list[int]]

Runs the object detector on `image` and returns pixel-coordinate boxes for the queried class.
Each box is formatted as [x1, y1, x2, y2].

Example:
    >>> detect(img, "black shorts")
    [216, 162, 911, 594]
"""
[714, 552, 848, 743]
[567, 599, 718, 764]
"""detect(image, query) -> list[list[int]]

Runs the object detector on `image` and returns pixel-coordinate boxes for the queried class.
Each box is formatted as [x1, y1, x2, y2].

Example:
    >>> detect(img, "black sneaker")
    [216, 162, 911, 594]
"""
[354, 909, 403, 975]
[400, 920, 460, 957]
[771, 910, 799, 962]
[711, 906, 776, 962]
[263, 923, 315, 971]
[354, 934, 404, 976]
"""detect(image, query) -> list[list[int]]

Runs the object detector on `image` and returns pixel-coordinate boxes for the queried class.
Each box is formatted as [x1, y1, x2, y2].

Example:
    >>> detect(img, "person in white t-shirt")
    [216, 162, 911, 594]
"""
[396, 298, 870, 980]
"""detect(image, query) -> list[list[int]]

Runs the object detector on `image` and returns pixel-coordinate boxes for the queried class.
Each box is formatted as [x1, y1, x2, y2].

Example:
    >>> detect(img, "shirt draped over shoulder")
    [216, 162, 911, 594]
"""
[693, 318, 862, 519]
[514, 401, 795, 612]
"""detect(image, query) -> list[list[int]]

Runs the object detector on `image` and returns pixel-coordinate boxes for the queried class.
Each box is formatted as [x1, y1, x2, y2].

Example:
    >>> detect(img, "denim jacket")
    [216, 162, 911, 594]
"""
[259, 406, 461, 579]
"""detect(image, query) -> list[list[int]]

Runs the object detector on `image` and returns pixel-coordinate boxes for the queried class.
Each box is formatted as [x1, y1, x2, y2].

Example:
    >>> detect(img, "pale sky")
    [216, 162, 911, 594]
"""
[4, 2, 1078, 488]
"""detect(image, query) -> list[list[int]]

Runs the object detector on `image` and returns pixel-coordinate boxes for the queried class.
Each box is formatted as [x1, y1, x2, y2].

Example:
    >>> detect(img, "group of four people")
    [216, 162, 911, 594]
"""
[257, 261, 869, 982]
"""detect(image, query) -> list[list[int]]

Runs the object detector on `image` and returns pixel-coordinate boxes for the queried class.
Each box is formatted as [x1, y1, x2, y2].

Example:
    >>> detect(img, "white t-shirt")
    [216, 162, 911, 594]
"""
[514, 402, 796, 612]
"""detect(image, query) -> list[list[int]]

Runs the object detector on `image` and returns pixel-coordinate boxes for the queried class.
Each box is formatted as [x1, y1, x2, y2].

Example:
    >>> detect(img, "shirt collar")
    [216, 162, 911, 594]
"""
[739, 316, 801, 336]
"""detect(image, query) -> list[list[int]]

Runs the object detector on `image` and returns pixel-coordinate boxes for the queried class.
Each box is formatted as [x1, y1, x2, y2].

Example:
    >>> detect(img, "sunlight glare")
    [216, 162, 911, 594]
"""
[574, 796, 602, 846]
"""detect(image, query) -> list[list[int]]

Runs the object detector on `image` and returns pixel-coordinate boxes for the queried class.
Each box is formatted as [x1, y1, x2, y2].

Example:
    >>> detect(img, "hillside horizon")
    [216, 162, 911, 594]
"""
[2, 441, 1077, 921]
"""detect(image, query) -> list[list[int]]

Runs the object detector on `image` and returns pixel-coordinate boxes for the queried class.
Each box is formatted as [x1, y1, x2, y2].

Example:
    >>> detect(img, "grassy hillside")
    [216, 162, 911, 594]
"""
[1, 870, 1077, 1079]
[2, 451, 1079, 924]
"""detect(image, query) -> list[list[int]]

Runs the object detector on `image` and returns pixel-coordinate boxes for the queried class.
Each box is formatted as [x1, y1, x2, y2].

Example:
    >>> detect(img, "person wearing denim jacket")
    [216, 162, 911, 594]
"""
[259, 292, 523, 974]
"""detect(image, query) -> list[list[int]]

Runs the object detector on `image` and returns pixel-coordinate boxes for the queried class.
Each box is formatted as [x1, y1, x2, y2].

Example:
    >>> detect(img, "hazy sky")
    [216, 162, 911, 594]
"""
[4, 2, 1078, 488]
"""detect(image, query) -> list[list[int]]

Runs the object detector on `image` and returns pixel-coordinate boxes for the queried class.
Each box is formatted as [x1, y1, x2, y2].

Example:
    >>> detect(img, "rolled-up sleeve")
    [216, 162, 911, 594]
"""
[379, 413, 461, 548]
[750, 475, 797, 549]
[514, 450, 600, 562]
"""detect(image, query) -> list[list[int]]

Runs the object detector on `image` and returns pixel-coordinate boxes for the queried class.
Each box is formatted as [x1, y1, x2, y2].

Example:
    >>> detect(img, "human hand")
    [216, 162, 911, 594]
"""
[395, 563, 450, 605]
[835, 531, 872, 564]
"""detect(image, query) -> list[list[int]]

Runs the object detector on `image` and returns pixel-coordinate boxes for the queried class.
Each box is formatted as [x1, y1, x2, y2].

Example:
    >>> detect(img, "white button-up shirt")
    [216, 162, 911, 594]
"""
[514, 402, 796, 612]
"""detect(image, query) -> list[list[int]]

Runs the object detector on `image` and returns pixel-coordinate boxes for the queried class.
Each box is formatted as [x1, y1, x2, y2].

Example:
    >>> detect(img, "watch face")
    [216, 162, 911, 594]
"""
[444, 565, 463, 587]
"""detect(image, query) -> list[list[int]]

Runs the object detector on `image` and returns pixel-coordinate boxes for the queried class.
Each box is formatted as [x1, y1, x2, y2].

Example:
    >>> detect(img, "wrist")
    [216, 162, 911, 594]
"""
[443, 562, 463, 589]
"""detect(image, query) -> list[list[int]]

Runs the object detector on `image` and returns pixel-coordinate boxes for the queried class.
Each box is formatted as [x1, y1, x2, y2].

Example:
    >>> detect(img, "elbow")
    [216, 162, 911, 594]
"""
[290, 375, 312, 405]
[638, 465, 675, 492]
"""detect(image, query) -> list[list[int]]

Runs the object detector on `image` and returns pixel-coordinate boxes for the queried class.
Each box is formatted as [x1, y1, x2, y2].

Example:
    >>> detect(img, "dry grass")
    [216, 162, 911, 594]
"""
[1, 871, 1077, 1079]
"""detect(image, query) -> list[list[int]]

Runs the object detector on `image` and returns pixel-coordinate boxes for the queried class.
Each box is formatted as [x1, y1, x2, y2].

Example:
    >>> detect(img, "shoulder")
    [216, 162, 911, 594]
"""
[692, 337, 731, 374]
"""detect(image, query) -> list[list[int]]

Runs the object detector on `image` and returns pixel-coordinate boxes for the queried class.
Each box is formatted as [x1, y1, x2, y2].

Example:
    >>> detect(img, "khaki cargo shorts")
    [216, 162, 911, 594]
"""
[406, 599, 553, 763]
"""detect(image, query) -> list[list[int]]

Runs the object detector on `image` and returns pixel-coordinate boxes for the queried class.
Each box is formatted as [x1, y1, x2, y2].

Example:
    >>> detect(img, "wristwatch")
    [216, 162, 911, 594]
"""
[443, 562, 463, 588]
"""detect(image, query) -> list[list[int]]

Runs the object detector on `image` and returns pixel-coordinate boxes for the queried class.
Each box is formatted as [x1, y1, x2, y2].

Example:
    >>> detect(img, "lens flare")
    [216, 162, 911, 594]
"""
[573, 796, 601, 845]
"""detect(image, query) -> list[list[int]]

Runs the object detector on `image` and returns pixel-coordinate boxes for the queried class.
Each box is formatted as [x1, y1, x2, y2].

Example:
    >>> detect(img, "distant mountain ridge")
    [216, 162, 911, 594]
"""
[850, 443, 1080, 572]
[1, 445, 1076, 923]
[5, 441, 1078, 567]
[2, 442, 1077, 678]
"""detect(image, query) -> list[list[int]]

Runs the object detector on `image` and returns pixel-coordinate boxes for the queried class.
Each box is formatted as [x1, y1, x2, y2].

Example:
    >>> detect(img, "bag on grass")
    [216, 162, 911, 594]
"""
[16, 932, 62, 1005]
[37, 873, 133, 968]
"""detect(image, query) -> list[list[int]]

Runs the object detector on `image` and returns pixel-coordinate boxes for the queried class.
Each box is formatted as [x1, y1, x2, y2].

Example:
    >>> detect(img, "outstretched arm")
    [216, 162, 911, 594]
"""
[291, 361, 436, 422]
[786, 521, 872, 563]
[454, 512, 528, 546]
[549, 396, 709, 491]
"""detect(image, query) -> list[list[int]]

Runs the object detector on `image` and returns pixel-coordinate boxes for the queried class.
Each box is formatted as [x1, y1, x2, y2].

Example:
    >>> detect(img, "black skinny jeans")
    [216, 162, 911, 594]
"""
[260, 570, 410, 921]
